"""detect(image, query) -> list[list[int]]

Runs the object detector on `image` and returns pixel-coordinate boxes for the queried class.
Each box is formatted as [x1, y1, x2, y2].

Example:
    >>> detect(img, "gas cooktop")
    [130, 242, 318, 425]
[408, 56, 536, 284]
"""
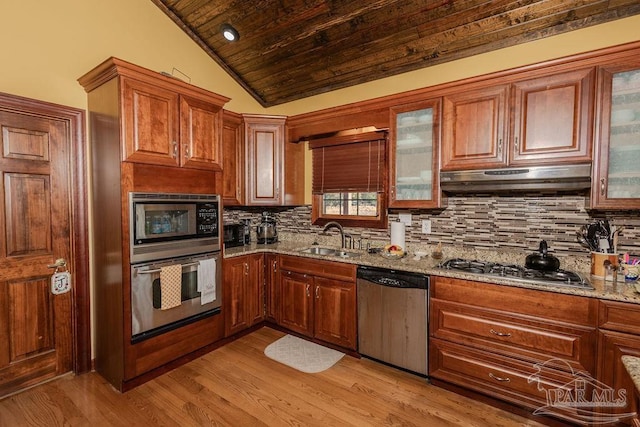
[439, 258, 593, 290]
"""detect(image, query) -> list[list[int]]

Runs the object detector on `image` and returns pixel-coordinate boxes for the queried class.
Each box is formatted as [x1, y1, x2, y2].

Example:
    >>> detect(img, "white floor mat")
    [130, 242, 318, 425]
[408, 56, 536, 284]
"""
[264, 334, 344, 374]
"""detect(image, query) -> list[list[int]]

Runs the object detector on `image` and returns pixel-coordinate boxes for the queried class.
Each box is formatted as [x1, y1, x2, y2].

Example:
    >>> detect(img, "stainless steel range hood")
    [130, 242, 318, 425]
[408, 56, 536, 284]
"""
[440, 164, 591, 193]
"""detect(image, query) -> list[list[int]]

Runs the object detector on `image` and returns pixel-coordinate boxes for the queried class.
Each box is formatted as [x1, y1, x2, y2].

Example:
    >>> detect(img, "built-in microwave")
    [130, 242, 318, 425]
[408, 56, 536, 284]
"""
[129, 192, 220, 263]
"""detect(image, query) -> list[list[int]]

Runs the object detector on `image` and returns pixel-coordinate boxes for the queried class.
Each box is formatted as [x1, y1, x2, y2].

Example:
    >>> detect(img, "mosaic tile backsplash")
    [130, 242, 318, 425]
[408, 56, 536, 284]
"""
[224, 194, 640, 259]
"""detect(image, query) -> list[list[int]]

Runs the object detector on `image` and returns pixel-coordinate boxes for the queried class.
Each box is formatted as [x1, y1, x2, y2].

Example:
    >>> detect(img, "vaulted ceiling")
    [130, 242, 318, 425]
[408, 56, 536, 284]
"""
[151, 0, 640, 107]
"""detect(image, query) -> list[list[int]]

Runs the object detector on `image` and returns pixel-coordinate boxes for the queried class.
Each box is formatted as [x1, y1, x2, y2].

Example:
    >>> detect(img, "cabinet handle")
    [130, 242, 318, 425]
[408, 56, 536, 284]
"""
[272, 261, 277, 272]
[172, 141, 178, 158]
[497, 139, 503, 156]
[490, 329, 512, 337]
[489, 372, 510, 383]
[315, 286, 319, 299]
[600, 178, 606, 196]
[183, 143, 190, 159]
[305, 284, 310, 297]
[244, 263, 249, 276]
[514, 137, 518, 150]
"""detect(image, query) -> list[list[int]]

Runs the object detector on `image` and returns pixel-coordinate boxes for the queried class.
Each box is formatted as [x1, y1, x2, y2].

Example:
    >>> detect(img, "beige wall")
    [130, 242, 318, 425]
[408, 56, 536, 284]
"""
[1, 2, 639, 116]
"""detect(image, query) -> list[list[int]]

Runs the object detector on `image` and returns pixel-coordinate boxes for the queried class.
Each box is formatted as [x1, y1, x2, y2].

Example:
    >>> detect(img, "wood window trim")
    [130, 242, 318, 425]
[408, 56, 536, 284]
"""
[311, 192, 388, 229]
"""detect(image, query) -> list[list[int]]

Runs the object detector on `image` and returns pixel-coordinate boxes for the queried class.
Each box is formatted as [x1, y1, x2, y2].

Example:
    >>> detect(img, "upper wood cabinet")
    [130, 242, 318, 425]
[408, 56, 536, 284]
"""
[244, 114, 285, 205]
[441, 68, 594, 170]
[228, 114, 304, 206]
[79, 57, 229, 171]
[389, 98, 443, 209]
[222, 110, 244, 205]
[590, 62, 640, 209]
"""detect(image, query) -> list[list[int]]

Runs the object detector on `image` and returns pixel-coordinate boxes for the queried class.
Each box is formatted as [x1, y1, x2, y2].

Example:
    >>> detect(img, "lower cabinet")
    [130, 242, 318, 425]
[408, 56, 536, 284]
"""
[223, 253, 264, 337]
[265, 253, 279, 323]
[597, 300, 640, 425]
[430, 276, 599, 425]
[277, 255, 357, 350]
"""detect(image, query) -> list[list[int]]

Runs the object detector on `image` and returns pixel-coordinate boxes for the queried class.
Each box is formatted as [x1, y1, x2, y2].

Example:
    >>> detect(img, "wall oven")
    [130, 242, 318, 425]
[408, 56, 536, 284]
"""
[130, 252, 221, 343]
[128, 192, 222, 343]
[129, 192, 220, 263]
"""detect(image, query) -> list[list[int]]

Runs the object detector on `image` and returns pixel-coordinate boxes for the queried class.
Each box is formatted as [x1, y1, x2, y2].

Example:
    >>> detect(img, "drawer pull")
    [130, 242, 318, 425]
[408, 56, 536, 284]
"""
[489, 372, 511, 383]
[490, 329, 511, 337]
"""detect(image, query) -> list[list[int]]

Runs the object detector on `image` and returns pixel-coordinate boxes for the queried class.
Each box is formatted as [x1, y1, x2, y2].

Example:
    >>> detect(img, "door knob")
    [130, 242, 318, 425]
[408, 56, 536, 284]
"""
[47, 258, 67, 269]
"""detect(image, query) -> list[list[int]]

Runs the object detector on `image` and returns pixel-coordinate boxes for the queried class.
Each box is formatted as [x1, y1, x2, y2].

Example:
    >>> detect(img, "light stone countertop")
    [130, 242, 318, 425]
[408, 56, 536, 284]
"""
[223, 236, 640, 305]
[622, 356, 640, 394]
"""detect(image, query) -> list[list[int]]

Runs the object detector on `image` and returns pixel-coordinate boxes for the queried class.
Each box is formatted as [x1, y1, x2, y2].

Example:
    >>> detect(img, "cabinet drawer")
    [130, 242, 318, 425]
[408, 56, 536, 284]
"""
[430, 338, 585, 424]
[279, 255, 356, 282]
[431, 299, 597, 373]
[431, 276, 598, 326]
[599, 300, 640, 334]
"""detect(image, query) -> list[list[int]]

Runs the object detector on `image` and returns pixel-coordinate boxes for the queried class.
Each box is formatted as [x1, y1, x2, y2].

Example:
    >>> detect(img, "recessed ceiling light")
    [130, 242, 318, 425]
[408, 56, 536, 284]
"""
[221, 24, 239, 42]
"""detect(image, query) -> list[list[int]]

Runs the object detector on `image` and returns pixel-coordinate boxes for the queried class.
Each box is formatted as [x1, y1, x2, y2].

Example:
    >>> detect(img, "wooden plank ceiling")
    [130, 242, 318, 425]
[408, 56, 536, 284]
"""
[151, 0, 640, 107]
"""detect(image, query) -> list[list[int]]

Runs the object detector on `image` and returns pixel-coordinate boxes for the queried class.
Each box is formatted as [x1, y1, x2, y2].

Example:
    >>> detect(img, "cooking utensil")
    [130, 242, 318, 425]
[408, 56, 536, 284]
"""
[525, 240, 560, 272]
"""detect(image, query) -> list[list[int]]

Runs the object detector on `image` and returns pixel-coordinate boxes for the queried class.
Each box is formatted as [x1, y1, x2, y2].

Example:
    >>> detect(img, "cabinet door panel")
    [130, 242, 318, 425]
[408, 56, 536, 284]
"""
[222, 112, 243, 205]
[180, 95, 222, 171]
[247, 254, 265, 325]
[442, 85, 509, 170]
[265, 254, 279, 322]
[591, 63, 640, 209]
[313, 277, 356, 350]
[511, 69, 594, 164]
[245, 118, 285, 206]
[279, 270, 313, 336]
[223, 257, 249, 336]
[389, 99, 442, 209]
[121, 77, 179, 166]
[597, 330, 640, 425]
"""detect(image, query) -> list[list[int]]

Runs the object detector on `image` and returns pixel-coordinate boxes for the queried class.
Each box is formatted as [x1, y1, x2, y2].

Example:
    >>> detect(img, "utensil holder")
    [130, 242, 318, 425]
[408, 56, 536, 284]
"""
[590, 252, 618, 279]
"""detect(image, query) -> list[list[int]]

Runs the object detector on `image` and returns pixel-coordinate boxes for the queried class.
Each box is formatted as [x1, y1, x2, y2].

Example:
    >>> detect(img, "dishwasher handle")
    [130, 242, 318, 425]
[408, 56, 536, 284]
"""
[357, 266, 429, 289]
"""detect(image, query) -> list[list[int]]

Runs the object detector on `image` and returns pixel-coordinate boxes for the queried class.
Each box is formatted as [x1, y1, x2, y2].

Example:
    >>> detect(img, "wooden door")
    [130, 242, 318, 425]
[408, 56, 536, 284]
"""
[223, 256, 249, 336]
[247, 254, 265, 325]
[278, 270, 313, 337]
[0, 109, 74, 397]
[244, 115, 285, 205]
[441, 85, 509, 170]
[313, 277, 356, 350]
[179, 95, 223, 171]
[510, 68, 594, 165]
[121, 76, 180, 167]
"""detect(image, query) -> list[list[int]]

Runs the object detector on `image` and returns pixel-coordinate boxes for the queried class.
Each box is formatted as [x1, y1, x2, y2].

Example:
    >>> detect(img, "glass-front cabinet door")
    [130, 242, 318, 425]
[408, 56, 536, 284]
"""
[592, 63, 640, 209]
[389, 99, 442, 209]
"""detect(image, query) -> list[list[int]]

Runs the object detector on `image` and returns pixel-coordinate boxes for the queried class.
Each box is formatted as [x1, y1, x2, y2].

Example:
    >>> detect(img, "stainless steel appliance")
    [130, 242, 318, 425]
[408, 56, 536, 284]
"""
[129, 192, 220, 263]
[357, 266, 429, 376]
[256, 211, 278, 244]
[223, 221, 250, 248]
[438, 258, 593, 289]
[130, 252, 221, 343]
[440, 163, 591, 193]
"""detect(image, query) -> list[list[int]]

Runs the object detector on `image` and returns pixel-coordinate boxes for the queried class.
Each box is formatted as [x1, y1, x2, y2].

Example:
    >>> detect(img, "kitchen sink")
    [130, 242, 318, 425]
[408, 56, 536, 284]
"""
[298, 247, 360, 258]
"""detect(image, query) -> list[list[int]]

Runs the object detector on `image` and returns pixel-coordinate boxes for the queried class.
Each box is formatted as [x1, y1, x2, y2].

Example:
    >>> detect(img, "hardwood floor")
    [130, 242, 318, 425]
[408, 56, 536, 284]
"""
[0, 327, 545, 426]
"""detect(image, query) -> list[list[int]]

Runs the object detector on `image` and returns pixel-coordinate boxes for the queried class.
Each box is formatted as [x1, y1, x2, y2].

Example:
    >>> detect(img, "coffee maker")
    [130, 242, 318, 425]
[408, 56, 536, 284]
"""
[256, 212, 277, 244]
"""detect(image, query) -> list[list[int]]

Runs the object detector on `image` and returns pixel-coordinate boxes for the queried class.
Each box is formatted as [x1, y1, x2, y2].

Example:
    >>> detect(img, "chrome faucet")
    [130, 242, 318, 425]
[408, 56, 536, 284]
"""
[322, 221, 346, 248]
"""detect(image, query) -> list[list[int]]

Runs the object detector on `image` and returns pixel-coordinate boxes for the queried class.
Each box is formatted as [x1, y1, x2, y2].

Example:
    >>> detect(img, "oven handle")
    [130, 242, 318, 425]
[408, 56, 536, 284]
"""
[135, 261, 200, 275]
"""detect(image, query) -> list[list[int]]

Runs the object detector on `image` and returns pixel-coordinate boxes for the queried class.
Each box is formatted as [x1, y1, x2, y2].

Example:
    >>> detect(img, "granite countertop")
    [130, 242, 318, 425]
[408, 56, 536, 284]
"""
[223, 239, 640, 305]
[622, 356, 640, 394]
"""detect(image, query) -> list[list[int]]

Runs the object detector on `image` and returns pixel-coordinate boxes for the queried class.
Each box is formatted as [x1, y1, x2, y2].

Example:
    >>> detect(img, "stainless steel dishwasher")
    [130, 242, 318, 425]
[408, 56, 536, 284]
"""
[357, 265, 429, 376]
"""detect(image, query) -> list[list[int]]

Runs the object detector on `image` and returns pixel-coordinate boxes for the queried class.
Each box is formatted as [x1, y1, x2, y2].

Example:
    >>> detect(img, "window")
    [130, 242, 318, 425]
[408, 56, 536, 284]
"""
[310, 129, 387, 228]
[322, 192, 378, 216]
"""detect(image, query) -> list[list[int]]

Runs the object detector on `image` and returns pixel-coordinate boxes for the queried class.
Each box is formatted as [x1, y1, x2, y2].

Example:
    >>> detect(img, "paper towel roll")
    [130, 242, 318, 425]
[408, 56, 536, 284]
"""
[390, 221, 406, 249]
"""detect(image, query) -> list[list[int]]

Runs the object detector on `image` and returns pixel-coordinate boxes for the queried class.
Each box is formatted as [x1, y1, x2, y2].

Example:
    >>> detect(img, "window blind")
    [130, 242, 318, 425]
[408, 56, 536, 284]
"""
[311, 138, 386, 194]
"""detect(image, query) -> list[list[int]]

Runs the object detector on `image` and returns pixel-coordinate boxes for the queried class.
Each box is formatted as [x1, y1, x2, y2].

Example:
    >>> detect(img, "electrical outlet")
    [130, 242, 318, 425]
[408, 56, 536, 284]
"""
[421, 219, 431, 234]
